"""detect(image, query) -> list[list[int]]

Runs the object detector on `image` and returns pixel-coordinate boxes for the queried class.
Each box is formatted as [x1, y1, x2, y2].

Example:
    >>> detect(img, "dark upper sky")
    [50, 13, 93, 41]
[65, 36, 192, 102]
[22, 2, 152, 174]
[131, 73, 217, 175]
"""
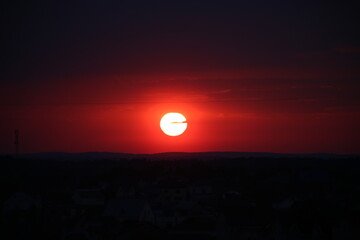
[1, 0, 359, 154]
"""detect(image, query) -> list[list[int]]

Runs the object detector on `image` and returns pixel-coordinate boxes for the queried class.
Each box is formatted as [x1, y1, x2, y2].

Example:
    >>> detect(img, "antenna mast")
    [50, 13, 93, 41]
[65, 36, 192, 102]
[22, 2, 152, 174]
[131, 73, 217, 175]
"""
[14, 129, 19, 155]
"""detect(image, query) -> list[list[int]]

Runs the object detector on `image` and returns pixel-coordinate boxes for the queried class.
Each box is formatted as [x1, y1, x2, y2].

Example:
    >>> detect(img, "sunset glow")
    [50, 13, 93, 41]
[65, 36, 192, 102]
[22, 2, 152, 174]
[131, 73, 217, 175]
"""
[160, 113, 187, 136]
[0, 1, 359, 154]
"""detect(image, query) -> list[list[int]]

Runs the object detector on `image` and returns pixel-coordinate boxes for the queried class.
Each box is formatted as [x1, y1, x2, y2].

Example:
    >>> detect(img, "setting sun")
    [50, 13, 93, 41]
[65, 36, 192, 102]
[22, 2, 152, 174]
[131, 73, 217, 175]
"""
[160, 113, 187, 136]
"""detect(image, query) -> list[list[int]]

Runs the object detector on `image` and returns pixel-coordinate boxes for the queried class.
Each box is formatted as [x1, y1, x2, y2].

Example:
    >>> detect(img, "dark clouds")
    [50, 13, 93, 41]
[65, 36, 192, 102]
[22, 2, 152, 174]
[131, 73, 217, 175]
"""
[2, 0, 359, 80]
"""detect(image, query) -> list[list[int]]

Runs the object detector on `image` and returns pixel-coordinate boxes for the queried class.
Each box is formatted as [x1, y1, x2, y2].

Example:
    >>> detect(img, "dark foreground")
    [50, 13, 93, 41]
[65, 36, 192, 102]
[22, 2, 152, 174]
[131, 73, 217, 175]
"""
[1, 153, 359, 239]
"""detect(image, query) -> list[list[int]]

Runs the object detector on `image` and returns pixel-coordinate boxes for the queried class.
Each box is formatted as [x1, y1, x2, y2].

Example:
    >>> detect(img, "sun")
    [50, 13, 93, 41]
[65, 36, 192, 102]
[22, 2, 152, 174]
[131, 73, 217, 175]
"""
[160, 112, 187, 136]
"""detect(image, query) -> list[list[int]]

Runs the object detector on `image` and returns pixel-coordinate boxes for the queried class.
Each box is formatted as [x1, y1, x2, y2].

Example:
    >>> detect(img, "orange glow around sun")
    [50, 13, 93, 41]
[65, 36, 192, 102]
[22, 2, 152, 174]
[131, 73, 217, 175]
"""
[160, 112, 187, 136]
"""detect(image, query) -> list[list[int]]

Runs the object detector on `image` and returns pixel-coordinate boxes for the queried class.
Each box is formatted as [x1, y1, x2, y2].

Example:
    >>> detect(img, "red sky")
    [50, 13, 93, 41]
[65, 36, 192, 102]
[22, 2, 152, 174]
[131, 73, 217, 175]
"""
[1, 66, 359, 154]
[1, 1, 359, 154]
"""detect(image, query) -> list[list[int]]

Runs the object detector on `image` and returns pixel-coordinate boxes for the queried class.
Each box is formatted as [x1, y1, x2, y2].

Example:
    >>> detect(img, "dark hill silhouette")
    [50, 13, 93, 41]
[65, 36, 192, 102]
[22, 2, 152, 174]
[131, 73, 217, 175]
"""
[5, 151, 357, 160]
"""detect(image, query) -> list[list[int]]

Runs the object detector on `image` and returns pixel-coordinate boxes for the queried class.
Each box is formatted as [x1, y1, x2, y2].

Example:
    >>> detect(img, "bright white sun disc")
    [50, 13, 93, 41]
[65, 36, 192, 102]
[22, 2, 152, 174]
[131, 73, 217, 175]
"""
[160, 113, 187, 136]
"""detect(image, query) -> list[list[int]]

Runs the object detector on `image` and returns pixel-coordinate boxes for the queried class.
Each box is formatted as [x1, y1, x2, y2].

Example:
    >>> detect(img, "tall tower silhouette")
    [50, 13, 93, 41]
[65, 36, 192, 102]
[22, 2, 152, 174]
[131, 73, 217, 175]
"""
[14, 129, 19, 154]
